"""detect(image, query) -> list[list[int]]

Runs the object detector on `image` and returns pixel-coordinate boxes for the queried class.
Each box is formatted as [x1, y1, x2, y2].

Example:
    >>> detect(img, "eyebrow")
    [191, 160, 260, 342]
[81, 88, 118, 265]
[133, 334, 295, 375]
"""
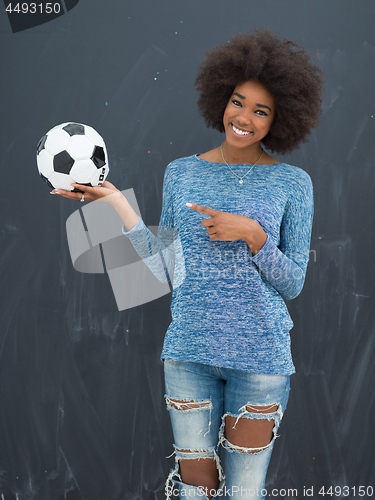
[233, 92, 272, 112]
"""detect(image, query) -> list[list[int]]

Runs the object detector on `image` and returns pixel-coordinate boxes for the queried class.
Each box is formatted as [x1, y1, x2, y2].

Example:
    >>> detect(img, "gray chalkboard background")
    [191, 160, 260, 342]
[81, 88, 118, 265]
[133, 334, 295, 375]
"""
[1, 1, 374, 499]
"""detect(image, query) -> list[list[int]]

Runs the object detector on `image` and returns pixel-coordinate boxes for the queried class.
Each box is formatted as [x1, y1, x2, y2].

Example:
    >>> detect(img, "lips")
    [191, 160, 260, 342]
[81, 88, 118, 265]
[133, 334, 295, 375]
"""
[231, 123, 252, 136]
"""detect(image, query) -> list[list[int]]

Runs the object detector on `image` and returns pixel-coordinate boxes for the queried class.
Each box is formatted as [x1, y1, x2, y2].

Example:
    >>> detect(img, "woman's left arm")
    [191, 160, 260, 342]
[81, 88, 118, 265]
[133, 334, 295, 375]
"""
[250, 174, 314, 300]
[187, 173, 313, 300]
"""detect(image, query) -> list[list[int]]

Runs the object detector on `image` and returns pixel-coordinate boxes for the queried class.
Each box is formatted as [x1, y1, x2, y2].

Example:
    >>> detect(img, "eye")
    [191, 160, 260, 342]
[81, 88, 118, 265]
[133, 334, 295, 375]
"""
[231, 99, 242, 107]
[255, 109, 269, 116]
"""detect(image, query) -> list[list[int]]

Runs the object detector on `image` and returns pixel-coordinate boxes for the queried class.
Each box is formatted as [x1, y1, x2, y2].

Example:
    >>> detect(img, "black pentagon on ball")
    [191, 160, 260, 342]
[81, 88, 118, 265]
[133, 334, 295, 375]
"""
[63, 123, 85, 136]
[36, 135, 48, 154]
[40, 172, 54, 189]
[54, 150, 75, 174]
[91, 146, 106, 169]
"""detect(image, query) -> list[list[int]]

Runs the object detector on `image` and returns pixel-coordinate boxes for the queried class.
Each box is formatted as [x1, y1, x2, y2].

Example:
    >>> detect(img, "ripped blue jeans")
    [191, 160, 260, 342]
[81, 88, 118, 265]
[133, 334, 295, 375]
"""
[164, 360, 290, 499]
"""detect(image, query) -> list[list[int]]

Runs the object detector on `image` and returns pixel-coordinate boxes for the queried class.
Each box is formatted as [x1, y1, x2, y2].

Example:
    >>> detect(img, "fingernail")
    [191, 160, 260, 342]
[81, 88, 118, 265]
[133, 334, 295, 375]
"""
[186, 203, 192, 207]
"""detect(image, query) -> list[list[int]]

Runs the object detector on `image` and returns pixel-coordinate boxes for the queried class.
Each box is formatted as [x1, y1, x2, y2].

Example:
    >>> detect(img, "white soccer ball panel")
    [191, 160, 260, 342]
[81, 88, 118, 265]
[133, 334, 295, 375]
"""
[48, 171, 75, 191]
[84, 125, 105, 148]
[91, 165, 109, 186]
[66, 135, 95, 161]
[37, 149, 54, 178]
[70, 159, 98, 183]
[103, 144, 109, 167]
[45, 129, 70, 155]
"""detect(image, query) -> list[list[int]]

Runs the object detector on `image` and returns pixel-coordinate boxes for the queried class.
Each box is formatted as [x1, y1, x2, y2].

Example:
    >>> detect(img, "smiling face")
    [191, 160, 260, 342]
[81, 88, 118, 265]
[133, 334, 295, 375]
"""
[223, 80, 275, 153]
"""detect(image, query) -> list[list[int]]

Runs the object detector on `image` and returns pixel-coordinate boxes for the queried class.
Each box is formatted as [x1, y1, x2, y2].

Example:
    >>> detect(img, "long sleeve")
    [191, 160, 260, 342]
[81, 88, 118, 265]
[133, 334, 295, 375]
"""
[122, 163, 185, 287]
[251, 173, 314, 300]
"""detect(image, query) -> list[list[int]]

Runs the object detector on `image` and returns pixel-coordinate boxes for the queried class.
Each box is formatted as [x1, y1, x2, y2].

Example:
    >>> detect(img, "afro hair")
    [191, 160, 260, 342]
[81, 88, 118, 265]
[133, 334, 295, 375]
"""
[195, 29, 323, 154]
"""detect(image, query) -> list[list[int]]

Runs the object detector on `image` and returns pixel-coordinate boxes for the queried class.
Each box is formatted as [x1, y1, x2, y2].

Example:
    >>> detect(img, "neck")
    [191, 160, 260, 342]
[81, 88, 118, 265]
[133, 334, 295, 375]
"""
[221, 141, 263, 164]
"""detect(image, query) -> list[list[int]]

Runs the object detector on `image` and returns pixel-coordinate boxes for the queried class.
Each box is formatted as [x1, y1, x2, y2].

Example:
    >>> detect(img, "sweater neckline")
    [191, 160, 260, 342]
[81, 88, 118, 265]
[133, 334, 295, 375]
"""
[194, 153, 281, 167]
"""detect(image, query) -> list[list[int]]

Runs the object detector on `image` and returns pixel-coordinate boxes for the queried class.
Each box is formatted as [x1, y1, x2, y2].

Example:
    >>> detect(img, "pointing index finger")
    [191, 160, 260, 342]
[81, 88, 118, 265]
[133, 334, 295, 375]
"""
[186, 203, 218, 217]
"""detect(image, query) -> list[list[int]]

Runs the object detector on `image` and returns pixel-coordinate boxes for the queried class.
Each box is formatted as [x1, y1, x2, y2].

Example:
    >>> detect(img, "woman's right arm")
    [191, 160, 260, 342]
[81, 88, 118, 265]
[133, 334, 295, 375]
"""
[53, 176, 182, 285]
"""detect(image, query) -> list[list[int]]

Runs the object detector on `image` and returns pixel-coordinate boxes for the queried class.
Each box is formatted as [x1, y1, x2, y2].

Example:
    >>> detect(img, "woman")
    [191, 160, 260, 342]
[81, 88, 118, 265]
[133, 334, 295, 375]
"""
[53, 29, 323, 499]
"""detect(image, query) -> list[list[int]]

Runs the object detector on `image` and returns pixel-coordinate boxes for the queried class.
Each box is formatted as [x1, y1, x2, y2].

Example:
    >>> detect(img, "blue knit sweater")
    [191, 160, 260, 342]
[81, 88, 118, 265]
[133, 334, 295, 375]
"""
[123, 154, 314, 375]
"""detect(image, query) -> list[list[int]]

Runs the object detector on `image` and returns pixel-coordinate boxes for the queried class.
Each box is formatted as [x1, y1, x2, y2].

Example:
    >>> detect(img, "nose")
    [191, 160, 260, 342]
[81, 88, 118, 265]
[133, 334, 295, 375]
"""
[237, 107, 252, 126]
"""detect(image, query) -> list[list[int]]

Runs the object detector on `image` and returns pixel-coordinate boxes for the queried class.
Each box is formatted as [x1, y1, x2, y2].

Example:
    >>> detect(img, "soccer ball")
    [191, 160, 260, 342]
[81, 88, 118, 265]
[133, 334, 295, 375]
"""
[36, 122, 109, 191]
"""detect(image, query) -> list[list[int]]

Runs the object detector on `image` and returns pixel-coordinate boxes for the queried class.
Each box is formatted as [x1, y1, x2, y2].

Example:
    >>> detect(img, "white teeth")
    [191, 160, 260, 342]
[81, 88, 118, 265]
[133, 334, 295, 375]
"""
[232, 124, 251, 136]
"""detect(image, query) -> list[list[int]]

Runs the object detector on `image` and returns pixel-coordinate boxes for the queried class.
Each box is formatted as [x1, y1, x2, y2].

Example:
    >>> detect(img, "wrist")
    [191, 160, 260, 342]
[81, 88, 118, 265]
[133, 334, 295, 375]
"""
[243, 220, 267, 255]
[109, 192, 140, 231]
[106, 190, 125, 209]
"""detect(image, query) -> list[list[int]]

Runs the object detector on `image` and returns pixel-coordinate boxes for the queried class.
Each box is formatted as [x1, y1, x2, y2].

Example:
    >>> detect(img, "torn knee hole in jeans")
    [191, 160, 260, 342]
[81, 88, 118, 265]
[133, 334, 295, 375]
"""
[219, 403, 282, 454]
[165, 395, 213, 411]
[165, 448, 225, 496]
[231, 402, 282, 427]
[176, 447, 225, 482]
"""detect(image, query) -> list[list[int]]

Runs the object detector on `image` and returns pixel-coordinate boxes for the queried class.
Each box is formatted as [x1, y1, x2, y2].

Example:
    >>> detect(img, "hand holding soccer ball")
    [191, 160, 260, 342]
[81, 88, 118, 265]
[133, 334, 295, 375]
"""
[51, 180, 122, 205]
